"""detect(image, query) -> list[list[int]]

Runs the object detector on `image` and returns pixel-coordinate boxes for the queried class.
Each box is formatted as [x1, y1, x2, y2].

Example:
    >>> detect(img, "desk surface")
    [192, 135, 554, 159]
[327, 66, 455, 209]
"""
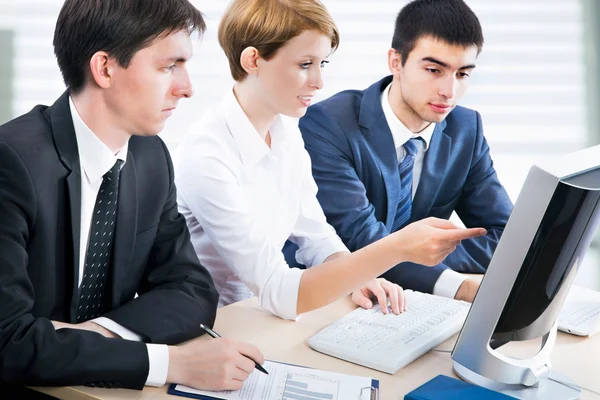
[34, 292, 600, 400]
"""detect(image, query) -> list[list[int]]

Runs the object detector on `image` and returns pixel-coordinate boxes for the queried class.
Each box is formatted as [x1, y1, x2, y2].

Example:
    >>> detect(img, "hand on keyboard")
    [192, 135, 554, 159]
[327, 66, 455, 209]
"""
[309, 290, 472, 374]
[352, 278, 406, 314]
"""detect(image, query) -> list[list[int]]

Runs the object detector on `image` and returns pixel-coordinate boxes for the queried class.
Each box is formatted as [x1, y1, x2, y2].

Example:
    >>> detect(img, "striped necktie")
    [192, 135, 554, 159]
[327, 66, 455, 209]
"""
[392, 137, 422, 232]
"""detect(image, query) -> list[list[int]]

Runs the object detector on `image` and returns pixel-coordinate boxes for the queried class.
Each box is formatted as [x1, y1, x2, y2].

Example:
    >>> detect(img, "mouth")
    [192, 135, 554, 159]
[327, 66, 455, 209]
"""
[298, 96, 313, 107]
[429, 103, 452, 113]
[162, 107, 176, 116]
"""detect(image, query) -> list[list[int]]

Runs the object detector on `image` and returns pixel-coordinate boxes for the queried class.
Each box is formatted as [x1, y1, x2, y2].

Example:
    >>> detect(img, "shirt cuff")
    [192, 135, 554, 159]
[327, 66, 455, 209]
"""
[92, 317, 143, 341]
[261, 267, 304, 321]
[145, 344, 169, 387]
[433, 269, 467, 299]
[297, 237, 349, 267]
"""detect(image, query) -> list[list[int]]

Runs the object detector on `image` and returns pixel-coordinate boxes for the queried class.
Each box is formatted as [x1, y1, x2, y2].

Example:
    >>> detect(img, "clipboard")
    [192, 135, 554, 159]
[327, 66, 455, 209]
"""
[361, 380, 380, 400]
[167, 359, 379, 400]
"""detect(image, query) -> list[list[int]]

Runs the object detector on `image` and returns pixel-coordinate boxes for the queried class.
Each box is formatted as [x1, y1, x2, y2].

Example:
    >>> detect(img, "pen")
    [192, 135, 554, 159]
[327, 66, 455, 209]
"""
[199, 323, 269, 375]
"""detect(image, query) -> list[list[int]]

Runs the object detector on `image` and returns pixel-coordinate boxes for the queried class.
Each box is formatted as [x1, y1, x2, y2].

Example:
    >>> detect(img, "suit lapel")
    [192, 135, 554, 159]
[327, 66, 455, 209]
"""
[412, 122, 452, 221]
[110, 154, 137, 307]
[359, 76, 401, 229]
[363, 118, 401, 229]
[48, 92, 83, 323]
[65, 172, 81, 323]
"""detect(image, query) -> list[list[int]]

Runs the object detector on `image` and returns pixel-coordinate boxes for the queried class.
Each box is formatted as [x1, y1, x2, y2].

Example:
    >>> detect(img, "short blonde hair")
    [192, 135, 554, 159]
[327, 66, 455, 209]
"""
[218, 0, 340, 81]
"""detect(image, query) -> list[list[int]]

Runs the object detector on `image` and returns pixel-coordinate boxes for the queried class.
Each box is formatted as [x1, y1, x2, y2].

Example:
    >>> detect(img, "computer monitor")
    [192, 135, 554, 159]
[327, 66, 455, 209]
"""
[451, 144, 600, 400]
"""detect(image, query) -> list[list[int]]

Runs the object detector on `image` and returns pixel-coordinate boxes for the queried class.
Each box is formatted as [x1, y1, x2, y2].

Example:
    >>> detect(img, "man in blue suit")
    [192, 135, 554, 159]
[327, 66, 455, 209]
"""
[284, 0, 513, 303]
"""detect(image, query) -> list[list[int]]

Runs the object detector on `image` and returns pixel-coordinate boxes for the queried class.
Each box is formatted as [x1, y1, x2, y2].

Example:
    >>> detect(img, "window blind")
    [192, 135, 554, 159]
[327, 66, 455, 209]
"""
[7, 0, 586, 203]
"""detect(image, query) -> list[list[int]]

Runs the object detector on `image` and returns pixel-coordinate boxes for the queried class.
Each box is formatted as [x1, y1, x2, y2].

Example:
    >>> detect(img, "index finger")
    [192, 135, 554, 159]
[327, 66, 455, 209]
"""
[236, 341, 265, 365]
[441, 227, 487, 241]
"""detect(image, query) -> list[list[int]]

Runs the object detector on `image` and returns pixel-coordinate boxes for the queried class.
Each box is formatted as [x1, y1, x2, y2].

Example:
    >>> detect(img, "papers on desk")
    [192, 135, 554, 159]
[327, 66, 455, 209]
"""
[168, 360, 379, 400]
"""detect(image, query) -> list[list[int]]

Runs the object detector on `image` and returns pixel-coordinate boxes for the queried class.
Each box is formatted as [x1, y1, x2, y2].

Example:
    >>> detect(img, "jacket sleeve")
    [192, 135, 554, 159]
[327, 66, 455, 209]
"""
[103, 139, 219, 344]
[439, 111, 513, 274]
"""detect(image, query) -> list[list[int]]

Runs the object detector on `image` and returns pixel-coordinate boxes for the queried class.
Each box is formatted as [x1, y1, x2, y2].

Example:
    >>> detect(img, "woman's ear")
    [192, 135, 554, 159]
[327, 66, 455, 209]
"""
[240, 46, 261, 76]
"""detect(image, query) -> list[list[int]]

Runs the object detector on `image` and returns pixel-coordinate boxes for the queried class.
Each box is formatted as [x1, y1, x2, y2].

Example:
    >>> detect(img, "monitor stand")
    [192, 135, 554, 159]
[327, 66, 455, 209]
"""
[452, 325, 581, 399]
[453, 363, 580, 399]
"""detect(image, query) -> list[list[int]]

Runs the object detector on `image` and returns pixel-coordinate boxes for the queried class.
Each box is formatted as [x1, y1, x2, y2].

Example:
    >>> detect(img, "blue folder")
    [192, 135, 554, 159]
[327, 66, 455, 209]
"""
[404, 374, 518, 400]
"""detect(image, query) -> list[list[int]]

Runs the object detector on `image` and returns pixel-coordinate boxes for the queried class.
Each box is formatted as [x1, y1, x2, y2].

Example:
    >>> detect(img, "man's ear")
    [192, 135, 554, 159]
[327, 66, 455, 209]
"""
[387, 48, 403, 77]
[240, 46, 261, 76]
[89, 51, 115, 89]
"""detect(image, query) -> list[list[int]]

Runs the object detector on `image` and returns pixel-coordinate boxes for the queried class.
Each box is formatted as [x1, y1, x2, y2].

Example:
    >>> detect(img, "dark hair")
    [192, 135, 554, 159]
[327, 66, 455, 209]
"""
[53, 0, 206, 93]
[391, 0, 483, 65]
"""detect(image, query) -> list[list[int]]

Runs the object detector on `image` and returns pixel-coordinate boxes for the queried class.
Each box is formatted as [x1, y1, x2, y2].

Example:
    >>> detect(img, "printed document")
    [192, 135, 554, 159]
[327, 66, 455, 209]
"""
[171, 360, 375, 400]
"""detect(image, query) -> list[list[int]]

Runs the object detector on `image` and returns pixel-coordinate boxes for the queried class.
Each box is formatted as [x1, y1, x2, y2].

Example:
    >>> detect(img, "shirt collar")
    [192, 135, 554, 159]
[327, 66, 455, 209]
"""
[380, 82, 435, 151]
[69, 97, 128, 184]
[221, 88, 286, 167]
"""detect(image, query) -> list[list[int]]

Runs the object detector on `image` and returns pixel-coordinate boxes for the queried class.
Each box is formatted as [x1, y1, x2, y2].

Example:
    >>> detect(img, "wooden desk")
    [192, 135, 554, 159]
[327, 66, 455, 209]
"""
[33, 294, 600, 400]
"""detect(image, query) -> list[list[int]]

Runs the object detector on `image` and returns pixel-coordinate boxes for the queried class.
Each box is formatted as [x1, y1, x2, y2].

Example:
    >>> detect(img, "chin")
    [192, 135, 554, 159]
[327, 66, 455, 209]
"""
[133, 128, 161, 137]
[423, 112, 449, 124]
[294, 107, 309, 118]
[149, 122, 166, 136]
[281, 107, 308, 119]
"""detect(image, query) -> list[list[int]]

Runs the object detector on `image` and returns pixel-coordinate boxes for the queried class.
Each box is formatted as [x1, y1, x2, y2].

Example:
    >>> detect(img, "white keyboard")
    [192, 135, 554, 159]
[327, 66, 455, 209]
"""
[557, 285, 600, 337]
[308, 290, 471, 374]
[559, 303, 600, 327]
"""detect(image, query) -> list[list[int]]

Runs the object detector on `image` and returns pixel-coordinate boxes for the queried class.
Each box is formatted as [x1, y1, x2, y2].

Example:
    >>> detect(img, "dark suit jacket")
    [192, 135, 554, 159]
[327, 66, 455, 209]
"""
[0, 92, 219, 390]
[284, 76, 513, 293]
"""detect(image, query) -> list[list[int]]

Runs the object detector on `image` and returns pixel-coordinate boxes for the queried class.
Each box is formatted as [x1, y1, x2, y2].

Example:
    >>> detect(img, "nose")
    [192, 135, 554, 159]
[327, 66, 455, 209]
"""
[173, 66, 193, 99]
[309, 67, 324, 90]
[438, 75, 456, 100]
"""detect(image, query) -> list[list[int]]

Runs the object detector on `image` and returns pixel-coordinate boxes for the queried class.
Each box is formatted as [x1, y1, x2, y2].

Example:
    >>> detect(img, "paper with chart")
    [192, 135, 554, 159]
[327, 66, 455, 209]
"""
[172, 360, 374, 400]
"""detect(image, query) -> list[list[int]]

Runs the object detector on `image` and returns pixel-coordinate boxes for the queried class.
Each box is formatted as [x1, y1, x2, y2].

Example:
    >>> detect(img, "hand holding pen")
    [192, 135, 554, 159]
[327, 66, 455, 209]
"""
[200, 323, 269, 375]
[165, 325, 265, 391]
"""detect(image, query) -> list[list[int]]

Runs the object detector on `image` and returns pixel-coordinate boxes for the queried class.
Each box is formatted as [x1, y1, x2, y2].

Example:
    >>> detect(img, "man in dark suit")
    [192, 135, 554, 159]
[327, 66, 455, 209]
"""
[284, 0, 513, 303]
[0, 0, 263, 397]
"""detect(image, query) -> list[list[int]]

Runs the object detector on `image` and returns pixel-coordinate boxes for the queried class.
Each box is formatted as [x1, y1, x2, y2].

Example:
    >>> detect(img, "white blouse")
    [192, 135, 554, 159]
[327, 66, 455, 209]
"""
[174, 89, 348, 320]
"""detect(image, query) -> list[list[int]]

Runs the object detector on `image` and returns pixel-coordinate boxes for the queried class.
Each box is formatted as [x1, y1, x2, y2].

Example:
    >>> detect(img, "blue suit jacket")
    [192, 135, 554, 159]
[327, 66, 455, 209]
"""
[283, 76, 513, 293]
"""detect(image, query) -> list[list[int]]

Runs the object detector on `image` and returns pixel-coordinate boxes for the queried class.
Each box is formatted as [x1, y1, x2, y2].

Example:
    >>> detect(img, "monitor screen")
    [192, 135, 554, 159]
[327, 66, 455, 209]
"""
[451, 146, 600, 390]
[492, 169, 600, 341]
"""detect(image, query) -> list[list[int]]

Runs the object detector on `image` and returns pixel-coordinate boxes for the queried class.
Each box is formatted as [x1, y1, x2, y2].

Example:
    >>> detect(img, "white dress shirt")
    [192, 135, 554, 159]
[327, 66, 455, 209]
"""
[175, 89, 348, 321]
[69, 98, 168, 387]
[380, 83, 466, 298]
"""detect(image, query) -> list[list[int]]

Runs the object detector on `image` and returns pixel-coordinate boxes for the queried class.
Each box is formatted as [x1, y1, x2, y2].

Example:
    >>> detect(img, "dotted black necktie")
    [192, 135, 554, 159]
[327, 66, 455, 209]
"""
[77, 160, 123, 322]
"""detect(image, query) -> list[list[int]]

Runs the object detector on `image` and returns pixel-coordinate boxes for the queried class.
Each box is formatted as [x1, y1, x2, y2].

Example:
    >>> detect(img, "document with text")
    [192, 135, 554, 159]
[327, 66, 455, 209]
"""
[168, 360, 378, 400]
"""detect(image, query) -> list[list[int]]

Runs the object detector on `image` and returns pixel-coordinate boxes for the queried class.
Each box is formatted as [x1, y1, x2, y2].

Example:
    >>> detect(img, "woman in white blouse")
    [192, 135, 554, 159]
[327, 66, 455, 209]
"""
[175, 0, 486, 320]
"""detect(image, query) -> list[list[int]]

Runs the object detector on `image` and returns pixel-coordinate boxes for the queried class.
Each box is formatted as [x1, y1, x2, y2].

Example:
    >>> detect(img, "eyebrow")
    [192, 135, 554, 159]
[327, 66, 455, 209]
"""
[421, 56, 476, 70]
[161, 56, 189, 64]
[300, 56, 330, 61]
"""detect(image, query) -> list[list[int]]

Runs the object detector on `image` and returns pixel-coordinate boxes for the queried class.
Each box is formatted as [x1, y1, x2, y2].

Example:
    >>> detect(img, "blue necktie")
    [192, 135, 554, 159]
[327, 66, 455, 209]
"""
[392, 137, 422, 232]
